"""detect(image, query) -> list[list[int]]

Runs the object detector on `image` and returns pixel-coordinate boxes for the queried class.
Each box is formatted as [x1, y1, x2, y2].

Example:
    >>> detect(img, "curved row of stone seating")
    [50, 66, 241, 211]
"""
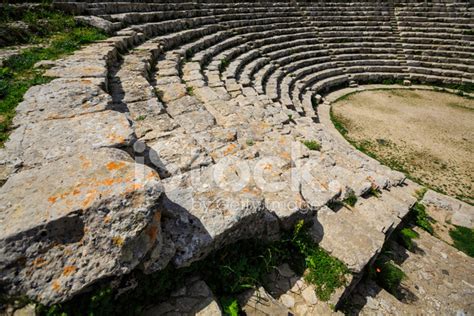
[101, 3, 415, 285]
[395, 2, 473, 81]
[1, 0, 471, 307]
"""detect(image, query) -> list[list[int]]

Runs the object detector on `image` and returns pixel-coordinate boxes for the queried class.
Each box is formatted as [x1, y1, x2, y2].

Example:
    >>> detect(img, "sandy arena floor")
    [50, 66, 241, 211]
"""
[332, 89, 474, 204]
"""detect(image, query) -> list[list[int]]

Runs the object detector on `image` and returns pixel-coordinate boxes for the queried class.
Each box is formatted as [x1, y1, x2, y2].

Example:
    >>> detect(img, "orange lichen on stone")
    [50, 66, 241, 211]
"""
[279, 151, 291, 160]
[79, 155, 92, 169]
[146, 171, 159, 180]
[81, 191, 97, 208]
[51, 280, 61, 292]
[32, 257, 47, 268]
[106, 161, 126, 171]
[125, 183, 143, 193]
[48, 196, 58, 204]
[223, 143, 237, 156]
[107, 133, 125, 144]
[62, 265, 77, 276]
[263, 163, 273, 171]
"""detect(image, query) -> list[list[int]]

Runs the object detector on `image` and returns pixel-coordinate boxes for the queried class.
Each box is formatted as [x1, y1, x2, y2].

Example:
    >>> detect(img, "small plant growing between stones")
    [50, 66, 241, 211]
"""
[311, 95, 319, 109]
[372, 258, 406, 297]
[302, 140, 321, 151]
[343, 191, 358, 207]
[410, 202, 434, 234]
[291, 221, 349, 301]
[136, 115, 147, 121]
[449, 225, 474, 257]
[398, 227, 419, 251]
[414, 187, 428, 201]
[219, 58, 230, 72]
[246, 139, 254, 146]
[186, 86, 194, 96]
[367, 186, 381, 198]
[221, 297, 239, 316]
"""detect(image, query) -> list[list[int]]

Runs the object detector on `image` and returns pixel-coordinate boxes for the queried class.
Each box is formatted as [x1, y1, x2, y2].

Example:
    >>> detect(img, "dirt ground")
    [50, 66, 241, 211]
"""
[332, 89, 474, 204]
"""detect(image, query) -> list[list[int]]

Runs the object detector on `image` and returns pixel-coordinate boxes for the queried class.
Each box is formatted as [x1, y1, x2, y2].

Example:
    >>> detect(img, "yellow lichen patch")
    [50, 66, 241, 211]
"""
[62, 265, 77, 276]
[112, 236, 124, 247]
[106, 161, 126, 171]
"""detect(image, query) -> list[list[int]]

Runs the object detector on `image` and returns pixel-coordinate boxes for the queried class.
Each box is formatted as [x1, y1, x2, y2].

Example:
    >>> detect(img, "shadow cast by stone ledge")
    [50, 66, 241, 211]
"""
[340, 238, 421, 315]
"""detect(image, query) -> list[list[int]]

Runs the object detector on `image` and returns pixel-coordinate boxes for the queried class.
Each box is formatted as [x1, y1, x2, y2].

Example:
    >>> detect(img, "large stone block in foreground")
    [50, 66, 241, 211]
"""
[0, 149, 163, 304]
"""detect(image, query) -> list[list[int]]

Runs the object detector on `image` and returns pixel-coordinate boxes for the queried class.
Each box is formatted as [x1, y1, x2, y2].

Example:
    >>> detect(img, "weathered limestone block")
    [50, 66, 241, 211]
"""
[75, 16, 119, 34]
[44, 57, 107, 79]
[238, 286, 290, 316]
[422, 189, 473, 228]
[120, 76, 156, 103]
[166, 96, 217, 133]
[147, 130, 212, 178]
[310, 206, 385, 273]
[144, 278, 221, 316]
[0, 149, 163, 304]
[156, 82, 187, 103]
[160, 160, 277, 267]
[13, 78, 111, 126]
[5, 110, 134, 168]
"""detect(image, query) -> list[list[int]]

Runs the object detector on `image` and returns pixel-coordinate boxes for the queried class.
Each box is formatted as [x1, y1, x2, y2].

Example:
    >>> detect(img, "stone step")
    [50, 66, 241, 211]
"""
[307, 183, 417, 300]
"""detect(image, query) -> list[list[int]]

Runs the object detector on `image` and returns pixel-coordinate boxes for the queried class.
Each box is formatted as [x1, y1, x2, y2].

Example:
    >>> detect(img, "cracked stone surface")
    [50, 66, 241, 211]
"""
[0, 149, 163, 304]
[349, 229, 474, 315]
[144, 278, 221, 316]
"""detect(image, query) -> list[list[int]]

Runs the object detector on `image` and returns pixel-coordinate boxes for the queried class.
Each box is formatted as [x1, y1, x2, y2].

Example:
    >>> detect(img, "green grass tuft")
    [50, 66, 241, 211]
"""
[302, 140, 321, 151]
[343, 191, 358, 207]
[410, 202, 434, 234]
[219, 58, 230, 72]
[0, 23, 106, 146]
[186, 86, 194, 96]
[414, 187, 428, 201]
[449, 225, 474, 257]
[398, 228, 419, 251]
[304, 247, 348, 301]
[221, 297, 239, 316]
[372, 259, 405, 296]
